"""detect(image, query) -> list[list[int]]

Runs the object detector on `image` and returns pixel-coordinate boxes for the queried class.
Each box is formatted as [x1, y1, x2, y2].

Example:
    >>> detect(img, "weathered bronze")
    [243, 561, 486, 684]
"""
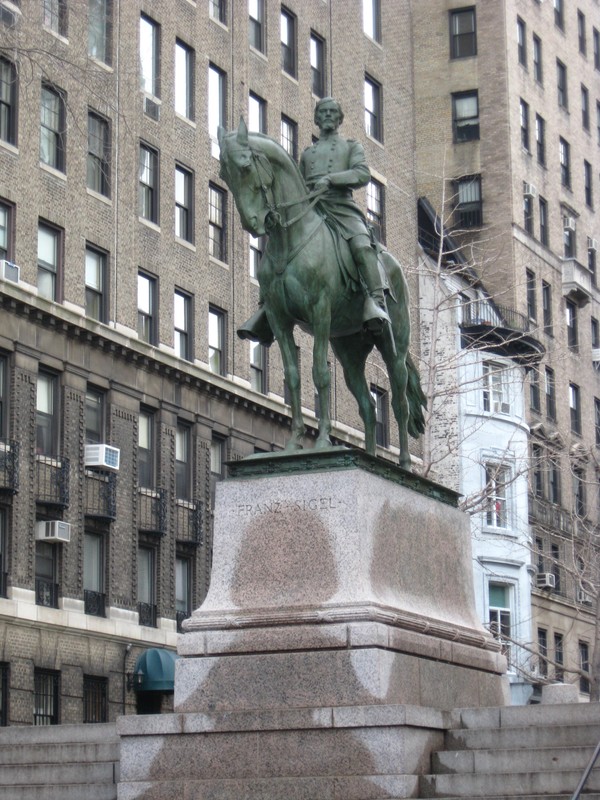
[218, 105, 425, 470]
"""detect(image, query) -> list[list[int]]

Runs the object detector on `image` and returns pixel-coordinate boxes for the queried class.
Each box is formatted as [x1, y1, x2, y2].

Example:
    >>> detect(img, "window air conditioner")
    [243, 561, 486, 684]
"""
[143, 96, 160, 121]
[35, 520, 71, 543]
[587, 237, 598, 252]
[84, 444, 120, 471]
[577, 589, 593, 604]
[536, 572, 556, 589]
[0, 259, 20, 283]
[523, 182, 538, 198]
[563, 216, 576, 232]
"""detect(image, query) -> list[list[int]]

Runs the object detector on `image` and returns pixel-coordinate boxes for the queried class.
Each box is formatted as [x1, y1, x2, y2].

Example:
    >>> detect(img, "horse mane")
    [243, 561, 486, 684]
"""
[221, 128, 307, 196]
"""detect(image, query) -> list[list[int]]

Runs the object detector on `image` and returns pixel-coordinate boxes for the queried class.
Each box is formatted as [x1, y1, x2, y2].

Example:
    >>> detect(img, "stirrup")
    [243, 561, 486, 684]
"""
[237, 308, 275, 346]
[363, 294, 390, 333]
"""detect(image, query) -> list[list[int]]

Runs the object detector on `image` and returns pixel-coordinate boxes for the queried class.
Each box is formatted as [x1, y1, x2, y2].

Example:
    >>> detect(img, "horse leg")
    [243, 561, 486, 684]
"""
[311, 300, 333, 449]
[275, 323, 305, 450]
[379, 326, 411, 470]
[331, 337, 376, 456]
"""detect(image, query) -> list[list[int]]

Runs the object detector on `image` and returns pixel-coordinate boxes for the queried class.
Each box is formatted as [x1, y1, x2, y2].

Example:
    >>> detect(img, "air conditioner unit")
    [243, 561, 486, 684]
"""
[84, 444, 120, 471]
[0, 259, 20, 283]
[35, 520, 71, 543]
[536, 572, 556, 589]
[563, 216, 577, 232]
[588, 237, 598, 252]
[577, 589, 593, 604]
[523, 182, 538, 198]
[143, 96, 160, 121]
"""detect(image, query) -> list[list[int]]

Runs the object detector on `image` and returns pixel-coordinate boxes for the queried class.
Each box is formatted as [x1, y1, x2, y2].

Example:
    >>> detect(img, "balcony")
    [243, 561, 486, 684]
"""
[175, 500, 203, 545]
[528, 494, 573, 535]
[138, 488, 167, 534]
[0, 440, 19, 494]
[84, 589, 106, 617]
[460, 301, 545, 365]
[35, 578, 59, 608]
[36, 456, 70, 508]
[138, 602, 157, 627]
[85, 471, 117, 520]
[561, 258, 592, 305]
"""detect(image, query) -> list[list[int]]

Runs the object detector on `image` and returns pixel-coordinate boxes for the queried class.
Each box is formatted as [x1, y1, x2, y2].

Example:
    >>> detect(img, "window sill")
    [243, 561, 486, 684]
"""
[40, 163, 67, 181]
[249, 46, 268, 63]
[209, 16, 228, 32]
[365, 133, 385, 150]
[86, 188, 112, 205]
[43, 27, 68, 46]
[175, 113, 196, 129]
[139, 217, 161, 233]
[282, 71, 299, 85]
[209, 255, 229, 270]
[0, 140, 18, 157]
[88, 56, 113, 73]
[175, 237, 196, 253]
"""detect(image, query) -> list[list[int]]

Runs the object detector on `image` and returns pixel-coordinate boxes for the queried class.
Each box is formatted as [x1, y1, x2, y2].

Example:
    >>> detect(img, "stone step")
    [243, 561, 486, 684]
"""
[446, 722, 600, 751]
[419, 768, 599, 798]
[0, 740, 119, 766]
[0, 722, 117, 745]
[426, 797, 600, 800]
[453, 703, 600, 731]
[0, 761, 116, 787]
[1, 784, 116, 800]
[432, 744, 592, 775]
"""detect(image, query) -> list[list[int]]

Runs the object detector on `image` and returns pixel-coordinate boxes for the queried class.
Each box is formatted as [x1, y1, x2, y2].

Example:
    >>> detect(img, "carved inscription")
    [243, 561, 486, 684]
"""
[236, 496, 345, 516]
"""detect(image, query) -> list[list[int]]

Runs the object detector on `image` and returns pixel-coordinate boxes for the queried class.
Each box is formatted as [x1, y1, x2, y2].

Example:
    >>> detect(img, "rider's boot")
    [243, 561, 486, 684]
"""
[357, 247, 391, 333]
[237, 306, 275, 346]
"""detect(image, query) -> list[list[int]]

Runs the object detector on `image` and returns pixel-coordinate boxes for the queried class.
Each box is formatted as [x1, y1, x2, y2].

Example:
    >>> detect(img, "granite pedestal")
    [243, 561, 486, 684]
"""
[118, 449, 508, 800]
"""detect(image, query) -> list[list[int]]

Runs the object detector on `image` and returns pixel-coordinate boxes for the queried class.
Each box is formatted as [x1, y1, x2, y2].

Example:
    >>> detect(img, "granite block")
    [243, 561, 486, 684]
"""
[182, 707, 334, 734]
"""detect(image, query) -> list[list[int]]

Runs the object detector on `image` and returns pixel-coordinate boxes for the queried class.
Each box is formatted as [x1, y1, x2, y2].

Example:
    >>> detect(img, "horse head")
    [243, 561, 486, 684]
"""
[218, 119, 274, 236]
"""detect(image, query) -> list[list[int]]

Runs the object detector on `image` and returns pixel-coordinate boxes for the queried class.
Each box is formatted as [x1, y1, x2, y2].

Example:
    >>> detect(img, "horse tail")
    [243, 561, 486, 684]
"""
[406, 352, 427, 438]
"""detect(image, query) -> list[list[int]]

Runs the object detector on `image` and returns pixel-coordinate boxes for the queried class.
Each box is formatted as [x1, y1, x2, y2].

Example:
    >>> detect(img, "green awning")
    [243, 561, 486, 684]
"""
[133, 648, 179, 692]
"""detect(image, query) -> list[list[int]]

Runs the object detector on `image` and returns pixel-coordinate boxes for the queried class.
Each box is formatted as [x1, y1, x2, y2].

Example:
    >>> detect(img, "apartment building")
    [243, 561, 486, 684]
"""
[0, 0, 417, 724]
[414, 0, 600, 697]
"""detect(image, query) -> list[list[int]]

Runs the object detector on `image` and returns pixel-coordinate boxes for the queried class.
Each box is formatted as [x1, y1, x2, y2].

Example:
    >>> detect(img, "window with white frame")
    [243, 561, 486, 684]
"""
[482, 361, 510, 414]
[175, 164, 193, 243]
[88, 0, 112, 64]
[488, 584, 511, 666]
[175, 40, 194, 120]
[140, 14, 160, 97]
[208, 64, 226, 158]
[485, 463, 509, 528]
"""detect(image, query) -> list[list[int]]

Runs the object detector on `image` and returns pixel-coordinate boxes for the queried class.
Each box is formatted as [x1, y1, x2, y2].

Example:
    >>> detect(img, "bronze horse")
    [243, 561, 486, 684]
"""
[218, 120, 425, 470]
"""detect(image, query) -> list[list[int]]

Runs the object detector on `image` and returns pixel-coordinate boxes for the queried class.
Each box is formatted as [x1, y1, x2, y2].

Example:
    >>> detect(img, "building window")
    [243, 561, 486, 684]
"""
[0, 58, 17, 146]
[138, 410, 154, 488]
[0, 202, 10, 262]
[549, 455, 561, 504]
[566, 300, 578, 349]
[248, 92, 267, 133]
[176, 556, 191, 629]
[139, 144, 159, 224]
[533, 34, 543, 83]
[87, 111, 110, 196]
[174, 290, 192, 361]
[175, 164, 193, 243]
[370, 385, 389, 448]
[364, 75, 382, 142]
[281, 7, 296, 77]
[363, 0, 381, 42]
[140, 14, 160, 98]
[517, 17, 527, 66]
[569, 383, 581, 434]
[550, 542, 562, 592]
[85, 245, 107, 322]
[584, 161, 593, 208]
[310, 32, 325, 97]
[554, 0, 564, 30]
[85, 387, 104, 445]
[249, 234, 264, 278]
[88, 0, 112, 64]
[482, 361, 510, 414]
[175, 423, 192, 500]
[44, 0, 67, 36]
[594, 27, 600, 70]
[34, 669, 59, 725]
[84, 531, 105, 617]
[573, 465, 586, 516]
[554, 632, 564, 681]
[592, 318, 600, 349]
[537, 628, 548, 677]
[280, 115, 297, 159]
[581, 84, 590, 130]
[556, 60, 568, 109]
[137, 544, 156, 626]
[539, 196, 548, 246]
[83, 676, 107, 723]
[545, 367, 556, 420]
[455, 175, 482, 228]
[523, 195, 533, 234]
[0, 357, 6, 439]
[597, 101, 600, 145]
[535, 114, 545, 165]
[175, 40, 194, 120]
[578, 10, 586, 55]
[366, 179, 385, 243]
[250, 342, 267, 394]
[564, 223, 576, 259]
[532, 444, 544, 496]
[249, 0, 265, 52]
[590, 248, 597, 287]
[542, 281, 552, 334]
[137, 271, 157, 344]
[580, 642, 590, 693]
[452, 91, 479, 142]
[519, 99, 530, 151]
[0, 662, 7, 726]
[530, 367, 541, 412]
[209, 0, 226, 25]
[210, 434, 226, 507]
[208, 307, 226, 375]
[35, 541, 58, 608]
[208, 184, 226, 262]
[559, 137, 570, 188]
[526, 269, 536, 321]
[208, 64, 226, 158]
[40, 85, 65, 171]
[37, 222, 61, 301]
[488, 584, 511, 664]
[450, 7, 476, 58]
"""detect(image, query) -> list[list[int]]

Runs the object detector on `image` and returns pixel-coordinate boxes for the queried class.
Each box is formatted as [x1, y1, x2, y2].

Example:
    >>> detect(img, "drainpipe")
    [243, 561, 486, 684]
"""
[122, 642, 132, 715]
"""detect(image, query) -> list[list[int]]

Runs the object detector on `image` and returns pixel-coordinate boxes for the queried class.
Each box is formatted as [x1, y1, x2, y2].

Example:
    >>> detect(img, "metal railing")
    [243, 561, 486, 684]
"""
[462, 300, 531, 334]
[571, 738, 600, 800]
[35, 578, 58, 608]
[138, 602, 157, 627]
[84, 589, 106, 617]
[175, 500, 203, 545]
[36, 456, 70, 507]
[0, 439, 19, 493]
[138, 488, 167, 534]
[85, 471, 117, 519]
